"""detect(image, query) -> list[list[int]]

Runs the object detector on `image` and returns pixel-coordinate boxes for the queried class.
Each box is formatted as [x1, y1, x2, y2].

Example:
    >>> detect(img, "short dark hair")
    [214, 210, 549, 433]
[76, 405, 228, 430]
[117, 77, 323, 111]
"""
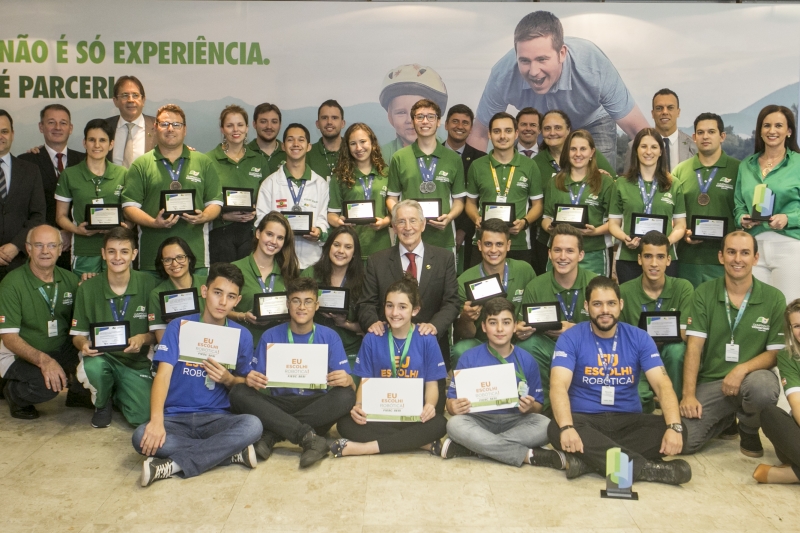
[83, 118, 114, 141]
[318, 99, 344, 118]
[154, 236, 197, 279]
[516, 107, 542, 124]
[286, 276, 318, 298]
[482, 297, 515, 321]
[103, 226, 137, 249]
[0, 109, 14, 131]
[477, 218, 510, 240]
[385, 274, 421, 310]
[253, 102, 282, 123]
[410, 99, 441, 119]
[156, 104, 186, 125]
[586, 275, 620, 301]
[694, 112, 724, 133]
[514, 11, 564, 51]
[40, 104, 71, 122]
[446, 104, 474, 122]
[283, 123, 310, 143]
[550, 223, 583, 252]
[639, 231, 670, 252]
[206, 262, 244, 292]
[721, 230, 758, 255]
[652, 88, 680, 109]
[113, 76, 145, 98]
[488, 112, 517, 132]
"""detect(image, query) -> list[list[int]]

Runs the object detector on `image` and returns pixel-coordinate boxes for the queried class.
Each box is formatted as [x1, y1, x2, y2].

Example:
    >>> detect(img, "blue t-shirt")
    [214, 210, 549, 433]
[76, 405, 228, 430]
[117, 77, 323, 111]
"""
[448, 344, 544, 413]
[354, 327, 447, 382]
[255, 322, 350, 396]
[552, 322, 663, 414]
[154, 313, 254, 416]
[476, 37, 635, 129]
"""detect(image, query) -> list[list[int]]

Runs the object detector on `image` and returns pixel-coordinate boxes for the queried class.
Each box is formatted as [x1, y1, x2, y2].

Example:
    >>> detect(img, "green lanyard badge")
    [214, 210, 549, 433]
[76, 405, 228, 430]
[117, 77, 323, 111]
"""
[288, 324, 316, 344]
[723, 286, 752, 344]
[387, 326, 413, 378]
[38, 282, 59, 319]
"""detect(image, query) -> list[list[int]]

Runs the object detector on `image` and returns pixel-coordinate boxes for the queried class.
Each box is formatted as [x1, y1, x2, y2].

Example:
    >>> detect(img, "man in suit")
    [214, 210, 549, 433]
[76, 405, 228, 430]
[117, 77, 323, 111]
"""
[105, 75, 156, 168]
[19, 104, 84, 269]
[444, 104, 487, 271]
[516, 107, 542, 159]
[0, 110, 46, 282]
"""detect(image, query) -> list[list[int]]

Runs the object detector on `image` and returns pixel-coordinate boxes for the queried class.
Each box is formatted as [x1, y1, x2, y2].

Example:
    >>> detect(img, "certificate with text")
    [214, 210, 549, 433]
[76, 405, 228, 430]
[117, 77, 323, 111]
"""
[178, 320, 241, 369]
[265, 343, 328, 389]
[361, 377, 423, 422]
[454, 363, 519, 413]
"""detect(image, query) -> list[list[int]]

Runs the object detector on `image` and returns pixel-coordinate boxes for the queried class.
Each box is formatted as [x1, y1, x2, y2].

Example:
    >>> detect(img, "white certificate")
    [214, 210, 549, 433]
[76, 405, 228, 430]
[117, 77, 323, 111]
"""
[88, 207, 119, 225]
[418, 201, 441, 219]
[265, 343, 328, 389]
[468, 277, 503, 301]
[93, 325, 127, 348]
[226, 190, 252, 207]
[318, 289, 347, 310]
[258, 295, 288, 317]
[484, 204, 513, 222]
[645, 316, 679, 338]
[634, 216, 665, 235]
[527, 305, 558, 324]
[163, 291, 197, 314]
[694, 218, 725, 238]
[285, 213, 312, 232]
[178, 320, 241, 368]
[165, 193, 194, 212]
[555, 206, 585, 223]
[346, 202, 374, 219]
[361, 377, 423, 422]
[454, 363, 519, 413]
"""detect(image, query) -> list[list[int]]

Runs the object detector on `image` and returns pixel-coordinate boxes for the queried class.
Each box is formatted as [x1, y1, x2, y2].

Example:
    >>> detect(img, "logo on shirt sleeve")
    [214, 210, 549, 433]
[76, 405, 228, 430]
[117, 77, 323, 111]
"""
[148, 314, 155, 321]
[0, 316, 4, 323]
[71, 319, 78, 326]
[553, 350, 567, 359]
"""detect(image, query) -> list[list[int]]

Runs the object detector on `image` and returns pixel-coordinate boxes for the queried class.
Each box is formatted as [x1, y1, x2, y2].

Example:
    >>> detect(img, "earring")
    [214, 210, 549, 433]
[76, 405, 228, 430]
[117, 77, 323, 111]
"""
[222, 137, 229, 152]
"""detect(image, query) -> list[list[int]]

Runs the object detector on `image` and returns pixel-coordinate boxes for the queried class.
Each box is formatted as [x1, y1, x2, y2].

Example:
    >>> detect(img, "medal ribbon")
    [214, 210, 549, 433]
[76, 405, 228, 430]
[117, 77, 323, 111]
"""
[37, 282, 59, 319]
[256, 273, 277, 293]
[550, 160, 560, 172]
[556, 290, 579, 322]
[387, 326, 414, 378]
[161, 158, 185, 187]
[109, 295, 131, 322]
[358, 174, 375, 201]
[724, 286, 752, 344]
[286, 178, 307, 209]
[479, 262, 509, 292]
[642, 298, 663, 312]
[487, 345, 526, 382]
[490, 164, 515, 199]
[287, 324, 316, 344]
[568, 181, 587, 205]
[696, 167, 718, 196]
[417, 156, 439, 185]
[637, 175, 658, 214]
[592, 328, 619, 387]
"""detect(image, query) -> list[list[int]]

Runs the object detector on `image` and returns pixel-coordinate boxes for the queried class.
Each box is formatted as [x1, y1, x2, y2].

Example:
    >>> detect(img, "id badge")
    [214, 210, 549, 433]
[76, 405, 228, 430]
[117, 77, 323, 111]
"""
[517, 380, 529, 398]
[601, 385, 615, 406]
[47, 320, 58, 338]
[495, 196, 507, 203]
[91, 198, 104, 205]
[725, 343, 740, 363]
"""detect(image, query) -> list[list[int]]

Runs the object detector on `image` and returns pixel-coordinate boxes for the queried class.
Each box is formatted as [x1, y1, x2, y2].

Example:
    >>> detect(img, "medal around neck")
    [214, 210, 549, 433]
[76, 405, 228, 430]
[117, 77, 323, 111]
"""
[553, 203, 589, 228]
[697, 193, 711, 206]
[169, 180, 182, 190]
[482, 202, 516, 226]
[343, 200, 376, 225]
[522, 302, 562, 331]
[464, 273, 506, 304]
[690, 215, 727, 241]
[253, 292, 289, 322]
[160, 189, 197, 216]
[284, 211, 313, 235]
[90, 321, 131, 352]
[410, 197, 442, 220]
[419, 180, 436, 194]
[85, 204, 122, 230]
[222, 187, 255, 212]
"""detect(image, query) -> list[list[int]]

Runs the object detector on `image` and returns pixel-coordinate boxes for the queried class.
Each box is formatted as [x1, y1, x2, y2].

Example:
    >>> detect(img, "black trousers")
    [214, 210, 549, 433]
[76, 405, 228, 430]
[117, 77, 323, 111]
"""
[3, 342, 79, 407]
[532, 238, 549, 276]
[229, 384, 355, 444]
[209, 222, 254, 265]
[337, 413, 447, 453]
[547, 412, 679, 478]
[760, 404, 800, 479]
[615, 259, 678, 285]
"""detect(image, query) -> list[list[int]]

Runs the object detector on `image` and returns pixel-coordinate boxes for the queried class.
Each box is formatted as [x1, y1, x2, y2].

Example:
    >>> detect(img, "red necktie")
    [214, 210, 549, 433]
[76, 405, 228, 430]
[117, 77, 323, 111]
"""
[405, 252, 417, 279]
[56, 153, 64, 175]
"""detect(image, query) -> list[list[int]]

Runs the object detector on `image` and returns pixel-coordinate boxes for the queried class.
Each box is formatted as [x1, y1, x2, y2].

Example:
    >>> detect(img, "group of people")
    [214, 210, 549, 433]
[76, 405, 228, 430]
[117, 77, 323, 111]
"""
[1, 51, 800, 489]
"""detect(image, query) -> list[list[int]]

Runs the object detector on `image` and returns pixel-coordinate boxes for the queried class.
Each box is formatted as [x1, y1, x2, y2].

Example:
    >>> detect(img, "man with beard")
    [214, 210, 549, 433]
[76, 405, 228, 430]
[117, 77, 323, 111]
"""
[247, 103, 287, 176]
[307, 100, 345, 182]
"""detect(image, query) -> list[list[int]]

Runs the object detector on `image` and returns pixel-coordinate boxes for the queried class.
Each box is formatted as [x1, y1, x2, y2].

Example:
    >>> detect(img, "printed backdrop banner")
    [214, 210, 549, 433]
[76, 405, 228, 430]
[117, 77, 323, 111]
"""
[2, 1, 799, 165]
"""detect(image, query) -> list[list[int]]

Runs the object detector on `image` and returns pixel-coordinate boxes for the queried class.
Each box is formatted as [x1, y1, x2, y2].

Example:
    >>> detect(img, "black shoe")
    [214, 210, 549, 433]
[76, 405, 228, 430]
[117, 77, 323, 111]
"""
[529, 447, 566, 470]
[4, 382, 39, 420]
[739, 428, 764, 458]
[565, 452, 593, 479]
[65, 388, 94, 409]
[230, 445, 258, 469]
[718, 418, 739, 440]
[253, 435, 275, 460]
[141, 457, 175, 487]
[91, 403, 112, 428]
[637, 459, 692, 485]
[299, 431, 329, 468]
[440, 438, 476, 459]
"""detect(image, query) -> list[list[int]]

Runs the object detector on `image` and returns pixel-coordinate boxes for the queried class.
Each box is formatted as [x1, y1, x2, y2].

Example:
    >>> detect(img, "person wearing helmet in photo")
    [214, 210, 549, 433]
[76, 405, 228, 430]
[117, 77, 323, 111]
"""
[379, 64, 448, 160]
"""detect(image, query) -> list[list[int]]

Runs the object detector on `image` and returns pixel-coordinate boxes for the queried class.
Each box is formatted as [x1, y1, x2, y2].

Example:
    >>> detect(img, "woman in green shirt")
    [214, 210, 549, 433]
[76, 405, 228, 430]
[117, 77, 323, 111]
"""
[328, 123, 392, 260]
[541, 130, 613, 276]
[609, 128, 686, 284]
[300, 225, 365, 365]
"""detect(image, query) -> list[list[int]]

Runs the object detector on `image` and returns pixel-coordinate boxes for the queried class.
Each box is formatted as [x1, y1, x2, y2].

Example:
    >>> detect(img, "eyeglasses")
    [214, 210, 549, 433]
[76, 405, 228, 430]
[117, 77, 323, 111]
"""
[117, 92, 142, 100]
[157, 121, 185, 130]
[161, 254, 188, 265]
[414, 113, 438, 122]
[27, 242, 61, 250]
[394, 218, 420, 228]
[289, 298, 316, 308]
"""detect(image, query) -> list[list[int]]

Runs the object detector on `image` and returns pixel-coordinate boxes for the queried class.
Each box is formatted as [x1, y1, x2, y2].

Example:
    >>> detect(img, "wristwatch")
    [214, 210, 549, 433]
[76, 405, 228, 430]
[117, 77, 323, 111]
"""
[667, 423, 684, 433]
[559, 424, 575, 433]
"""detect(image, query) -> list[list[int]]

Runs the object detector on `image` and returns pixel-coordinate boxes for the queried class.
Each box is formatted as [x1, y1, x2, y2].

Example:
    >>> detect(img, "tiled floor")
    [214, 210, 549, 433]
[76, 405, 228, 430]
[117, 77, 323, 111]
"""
[1, 394, 799, 533]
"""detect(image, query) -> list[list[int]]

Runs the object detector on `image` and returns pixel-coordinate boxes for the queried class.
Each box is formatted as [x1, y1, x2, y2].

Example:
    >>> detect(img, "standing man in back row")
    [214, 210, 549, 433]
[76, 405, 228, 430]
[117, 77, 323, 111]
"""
[106, 76, 156, 168]
[307, 100, 345, 182]
[247, 103, 287, 176]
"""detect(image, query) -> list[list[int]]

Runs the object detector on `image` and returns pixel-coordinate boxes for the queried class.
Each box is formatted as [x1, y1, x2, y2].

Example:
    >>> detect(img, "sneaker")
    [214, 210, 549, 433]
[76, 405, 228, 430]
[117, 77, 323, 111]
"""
[91, 403, 112, 428]
[299, 431, 329, 468]
[637, 459, 692, 485]
[440, 438, 476, 459]
[230, 445, 258, 469]
[528, 447, 566, 470]
[4, 382, 39, 420]
[718, 418, 739, 440]
[565, 453, 593, 479]
[253, 436, 274, 461]
[429, 439, 442, 457]
[739, 428, 764, 458]
[141, 457, 175, 487]
[330, 438, 349, 458]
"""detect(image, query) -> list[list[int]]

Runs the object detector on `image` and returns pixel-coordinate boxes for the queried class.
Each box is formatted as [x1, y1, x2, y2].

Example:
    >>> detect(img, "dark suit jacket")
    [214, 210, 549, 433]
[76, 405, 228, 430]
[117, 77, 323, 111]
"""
[357, 243, 460, 339]
[0, 155, 46, 269]
[104, 114, 157, 161]
[454, 143, 486, 235]
[18, 147, 84, 226]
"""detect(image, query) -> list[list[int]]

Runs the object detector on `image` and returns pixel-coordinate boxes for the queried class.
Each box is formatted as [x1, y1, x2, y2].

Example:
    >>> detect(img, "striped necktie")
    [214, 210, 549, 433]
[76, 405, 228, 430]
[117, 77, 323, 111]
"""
[0, 160, 7, 200]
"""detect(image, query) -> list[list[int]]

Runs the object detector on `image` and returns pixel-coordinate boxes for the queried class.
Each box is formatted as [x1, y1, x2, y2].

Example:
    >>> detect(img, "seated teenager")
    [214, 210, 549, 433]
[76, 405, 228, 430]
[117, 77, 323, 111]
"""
[70, 227, 157, 428]
[444, 297, 556, 468]
[229, 277, 356, 468]
[147, 237, 207, 343]
[331, 276, 448, 457]
[133, 262, 262, 487]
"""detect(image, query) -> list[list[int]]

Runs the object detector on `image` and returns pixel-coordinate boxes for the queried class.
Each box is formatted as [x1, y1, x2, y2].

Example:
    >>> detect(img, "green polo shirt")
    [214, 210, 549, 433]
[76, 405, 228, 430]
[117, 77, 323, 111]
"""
[328, 166, 391, 259]
[70, 270, 157, 369]
[122, 146, 223, 270]
[674, 152, 740, 265]
[206, 144, 269, 229]
[458, 259, 536, 342]
[0, 264, 80, 355]
[777, 349, 800, 398]
[299, 266, 362, 355]
[247, 139, 287, 176]
[543, 173, 614, 252]
[147, 274, 208, 331]
[619, 275, 693, 330]
[609, 177, 686, 262]
[686, 276, 786, 383]
[466, 152, 543, 251]
[54, 160, 127, 257]
[231, 254, 286, 342]
[387, 141, 467, 249]
[518, 267, 597, 324]
[306, 139, 340, 182]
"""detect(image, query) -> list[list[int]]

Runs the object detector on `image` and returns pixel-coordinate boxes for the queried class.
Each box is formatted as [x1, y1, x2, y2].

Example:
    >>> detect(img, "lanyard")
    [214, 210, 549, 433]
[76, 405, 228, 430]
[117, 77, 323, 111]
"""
[490, 165, 515, 199]
[556, 290, 579, 322]
[696, 167, 718, 195]
[286, 178, 306, 209]
[91, 176, 104, 196]
[724, 286, 752, 343]
[339, 275, 347, 288]
[479, 262, 509, 292]
[322, 147, 337, 176]
[161, 158, 185, 186]
[109, 295, 131, 322]
[642, 298, 663, 312]
[358, 174, 375, 201]
[287, 324, 316, 344]
[637, 175, 658, 214]
[388, 326, 413, 378]
[256, 274, 276, 293]
[568, 181, 587, 205]
[37, 282, 59, 319]
[592, 328, 619, 386]
[417, 156, 439, 183]
[487, 345, 526, 382]
[550, 160, 560, 172]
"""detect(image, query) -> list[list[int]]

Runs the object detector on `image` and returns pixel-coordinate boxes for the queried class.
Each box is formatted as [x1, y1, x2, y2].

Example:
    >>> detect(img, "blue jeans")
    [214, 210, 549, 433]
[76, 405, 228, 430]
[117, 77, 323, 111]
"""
[132, 412, 262, 478]
[446, 412, 550, 467]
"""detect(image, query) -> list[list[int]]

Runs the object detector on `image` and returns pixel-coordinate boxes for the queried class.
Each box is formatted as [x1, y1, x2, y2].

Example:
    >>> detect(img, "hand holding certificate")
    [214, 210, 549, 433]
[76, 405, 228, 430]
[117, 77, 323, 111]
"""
[160, 190, 197, 216]
[265, 343, 328, 389]
[361, 377, 423, 421]
[344, 200, 376, 225]
[85, 204, 122, 229]
[178, 320, 241, 369]
[454, 364, 519, 413]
